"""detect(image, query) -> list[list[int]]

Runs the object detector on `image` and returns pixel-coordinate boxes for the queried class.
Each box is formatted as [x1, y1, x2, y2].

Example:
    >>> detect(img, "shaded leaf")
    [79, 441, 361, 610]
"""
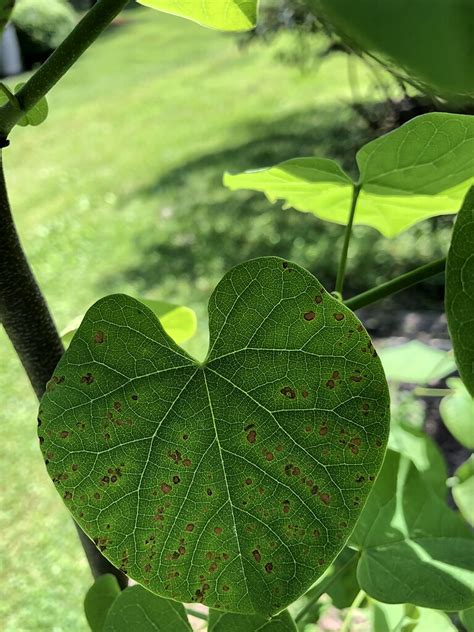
[103, 585, 191, 631]
[446, 186, 474, 396]
[84, 574, 121, 632]
[61, 299, 197, 348]
[208, 609, 296, 631]
[225, 114, 474, 237]
[378, 341, 456, 385]
[351, 450, 474, 611]
[440, 378, 474, 449]
[38, 257, 390, 616]
[451, 456, 474, 527]
[460, 606, 474, 631]
[137, 0, 257, 31]
[325, 547, 359, 609]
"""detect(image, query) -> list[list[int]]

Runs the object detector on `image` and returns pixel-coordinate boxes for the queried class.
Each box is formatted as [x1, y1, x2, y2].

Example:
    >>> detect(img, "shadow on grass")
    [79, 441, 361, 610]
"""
[101, 105, 448, 306]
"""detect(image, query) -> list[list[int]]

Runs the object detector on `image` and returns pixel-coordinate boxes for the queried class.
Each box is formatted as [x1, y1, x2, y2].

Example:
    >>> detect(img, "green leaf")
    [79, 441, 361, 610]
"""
[137, 0, 258, 31]
[84, 574, 121, 632]
[460, 606, 474, 631]
[378, 341, 456, 385]
[38, 257, 390, 616]
[446, 186, 474, 397]
[103, 585, 191, 632]
[224, 113, 474, 237]
[451, 456, 474, 527]
[440, 378, 474, 449]
[388, 421, 447, 498]
[0, 82, 49, 128]
[61, 299, 197, 348]
[351, 450, 474, 611]
[14, 83, 48, 127]
[325, 547, 359, 609]
[371, 602, 456, 632]
[208, 609, 296, 631]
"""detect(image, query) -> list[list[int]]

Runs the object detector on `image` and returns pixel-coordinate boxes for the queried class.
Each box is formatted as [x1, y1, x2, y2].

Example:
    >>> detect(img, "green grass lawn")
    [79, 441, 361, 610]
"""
[0, 9, 450, 631]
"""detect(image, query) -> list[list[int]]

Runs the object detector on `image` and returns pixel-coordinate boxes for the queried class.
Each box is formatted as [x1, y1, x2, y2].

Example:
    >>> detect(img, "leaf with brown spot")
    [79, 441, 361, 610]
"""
[39, 257, 389, 616]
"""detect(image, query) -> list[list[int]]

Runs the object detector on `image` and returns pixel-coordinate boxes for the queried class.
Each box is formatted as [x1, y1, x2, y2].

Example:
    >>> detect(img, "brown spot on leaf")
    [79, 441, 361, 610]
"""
[93, 331, 105, 344]
[161, 483, 172, 494]
[304, 311, 315, 321]
[214, 527, 222, 535]
[183, 458, 192, 467]
[315, 295, 323, 304]
[280, 386, 296, 399]
[320, 492, 330, 505]
[246, 430, 257, 444]
[59, 430, 69, 439]
[173, 475, 180, 484]
[266, 451, 274, 461]
[265, 562, 273, 573]
[63, 491, 72, 500]
[334, 313, 344, 321]
[80, 373, 94, 385]
[252, 549, 261, 563]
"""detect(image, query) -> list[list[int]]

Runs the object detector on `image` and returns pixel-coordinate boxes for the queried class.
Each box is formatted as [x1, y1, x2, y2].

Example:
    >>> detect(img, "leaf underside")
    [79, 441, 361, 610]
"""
[224, 113, 474, 237]
[137, 0, 257, 31]
[38, 257, 390, 616]
[446, 186, 474, 397]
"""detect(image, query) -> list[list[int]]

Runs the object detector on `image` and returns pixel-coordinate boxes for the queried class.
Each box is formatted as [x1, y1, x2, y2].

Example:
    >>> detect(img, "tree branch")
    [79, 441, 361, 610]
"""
[345, 257, 446, 311]
[0, 0, 130, 139]
[0, 153, 127, 589]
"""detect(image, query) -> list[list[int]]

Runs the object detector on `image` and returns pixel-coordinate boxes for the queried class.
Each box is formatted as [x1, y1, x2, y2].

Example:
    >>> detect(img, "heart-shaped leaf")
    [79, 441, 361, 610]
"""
[38, 257, 390, 616]
[137, 0, 258, 31]
[84, 574, 121, 632]
[224, 113, 474, 237]
[351, 450, 474, 611]
[103, 585, 191, 632]
[208, 609, 296, 632]
[446, 186, 474, 396]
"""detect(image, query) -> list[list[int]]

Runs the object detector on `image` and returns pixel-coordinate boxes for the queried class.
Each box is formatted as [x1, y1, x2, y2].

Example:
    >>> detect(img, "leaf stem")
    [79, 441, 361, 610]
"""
[295, 550, 359, 623]
[186, 608, 208, 621]
[413, 387, 452, 397]
[345, 256, 446, 311]
[0, 0, 130, 140]
[0, 153, 128, 588]
[335, 185, 361, 298]
[340, 589, 366, 632]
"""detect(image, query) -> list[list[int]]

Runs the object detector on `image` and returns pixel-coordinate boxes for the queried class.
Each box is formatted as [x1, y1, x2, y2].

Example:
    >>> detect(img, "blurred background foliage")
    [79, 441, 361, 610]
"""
[0, 2, 466, 630]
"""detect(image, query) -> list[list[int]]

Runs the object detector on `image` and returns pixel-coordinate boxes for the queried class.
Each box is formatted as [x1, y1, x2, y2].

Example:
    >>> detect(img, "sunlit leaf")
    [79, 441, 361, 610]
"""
[225, 114, 474, 237]
[14, 82, 49, 127]
[440, 378, 474, 449]
[38, 257, 390, 616]
[371, 601, 456, 632]
[378, 341, 456, 385]
[208, 609, 296, 631]
[351, 450, 474, 611]
[451, 456, 474, 527]
[446, 186, 474, 396]
[84, 574, 121, 632]
[137, 0, 258, 31]
[103, 585, 191, 631]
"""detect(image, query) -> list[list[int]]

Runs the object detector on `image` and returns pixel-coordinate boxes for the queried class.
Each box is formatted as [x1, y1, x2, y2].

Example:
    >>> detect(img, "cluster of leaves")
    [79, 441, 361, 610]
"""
[3, 0, 471, 630]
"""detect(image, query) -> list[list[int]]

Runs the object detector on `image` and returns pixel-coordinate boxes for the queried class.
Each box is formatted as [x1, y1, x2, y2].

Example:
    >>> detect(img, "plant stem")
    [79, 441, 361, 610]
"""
[346, 256, 446, 311]
[295, 550, 359, 623]
[0, 153, 127, 589]
[335, 185, 361, 297]
[186, 609, 208, 621]
[413, 387, 452, 397]
[0, 0, 130, 140]
[340, 589, 366, 632]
